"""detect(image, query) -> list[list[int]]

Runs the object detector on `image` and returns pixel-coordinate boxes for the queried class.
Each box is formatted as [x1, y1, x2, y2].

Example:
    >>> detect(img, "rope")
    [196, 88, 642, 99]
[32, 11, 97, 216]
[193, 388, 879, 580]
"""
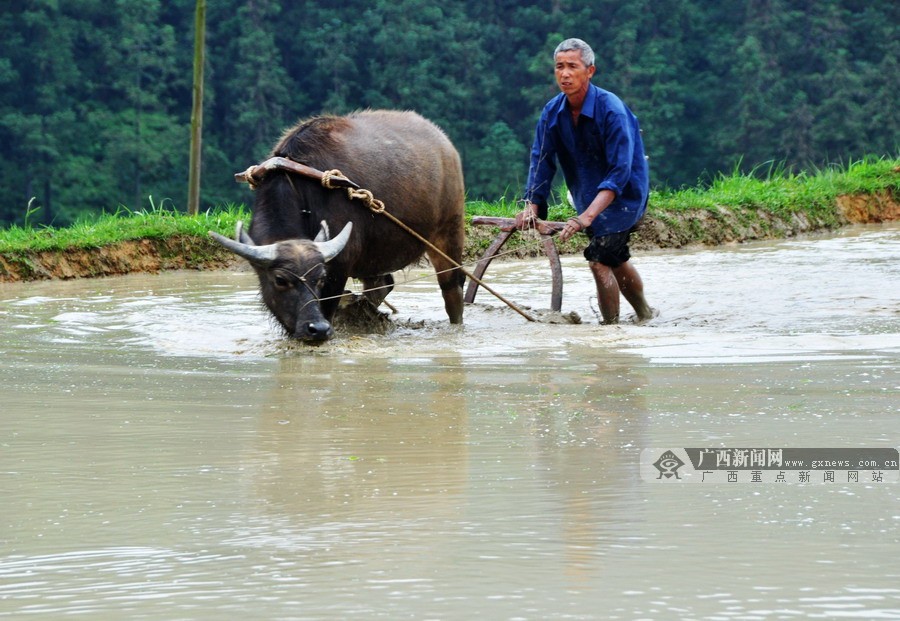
[566, 216, 584, 232]
[320, 169, 537, 322]
[320, 169, 346, 191]
[313, 233, 549, 306]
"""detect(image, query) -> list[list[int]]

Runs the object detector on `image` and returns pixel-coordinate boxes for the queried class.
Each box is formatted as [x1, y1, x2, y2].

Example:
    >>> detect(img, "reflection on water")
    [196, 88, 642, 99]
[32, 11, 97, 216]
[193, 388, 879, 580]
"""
[0, 224, 898, 619]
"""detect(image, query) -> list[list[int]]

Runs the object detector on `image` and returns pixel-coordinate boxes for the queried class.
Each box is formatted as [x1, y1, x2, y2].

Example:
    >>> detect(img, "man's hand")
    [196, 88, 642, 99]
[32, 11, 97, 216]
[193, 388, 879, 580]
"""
[559, 216, 585, 242]
[514, 203, 539, 230]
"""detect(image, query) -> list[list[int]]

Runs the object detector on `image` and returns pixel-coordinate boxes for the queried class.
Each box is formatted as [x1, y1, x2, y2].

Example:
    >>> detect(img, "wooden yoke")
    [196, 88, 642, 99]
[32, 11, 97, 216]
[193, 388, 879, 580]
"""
[465, 216, 566, 312]
[234, 157, 358, 190]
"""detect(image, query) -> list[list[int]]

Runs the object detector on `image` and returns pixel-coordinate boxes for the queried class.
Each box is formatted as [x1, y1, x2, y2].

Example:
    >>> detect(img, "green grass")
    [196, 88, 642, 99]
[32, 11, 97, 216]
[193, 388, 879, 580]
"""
[1, 156, 896, 255]
[649, 156, 899, 215]
[0, 203, 250, 254]
[466, 156, 898, 221]
[465, 194, 577, 222]
[464, 196, 592, 219]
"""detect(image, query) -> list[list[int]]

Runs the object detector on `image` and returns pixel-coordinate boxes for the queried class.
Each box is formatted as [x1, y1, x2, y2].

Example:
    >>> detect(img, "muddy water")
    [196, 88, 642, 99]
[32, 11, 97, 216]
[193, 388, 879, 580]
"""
[0, 224, 897, 620]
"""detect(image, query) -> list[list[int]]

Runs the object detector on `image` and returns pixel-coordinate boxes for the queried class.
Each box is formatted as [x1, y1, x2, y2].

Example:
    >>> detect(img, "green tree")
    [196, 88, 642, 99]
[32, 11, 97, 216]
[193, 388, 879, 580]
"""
[222, 0, 293, 160]
[0, 0, 898, 224]
[102, 0, 186, 210]
[863, 39, 900, 156]
[467, 122, 528, 201]
[0, 2, 81, 224]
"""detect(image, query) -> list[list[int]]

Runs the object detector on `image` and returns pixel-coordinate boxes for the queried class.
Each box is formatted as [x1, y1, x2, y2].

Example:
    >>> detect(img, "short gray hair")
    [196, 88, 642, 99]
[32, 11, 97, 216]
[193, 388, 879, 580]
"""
[554, 38, 595, 68]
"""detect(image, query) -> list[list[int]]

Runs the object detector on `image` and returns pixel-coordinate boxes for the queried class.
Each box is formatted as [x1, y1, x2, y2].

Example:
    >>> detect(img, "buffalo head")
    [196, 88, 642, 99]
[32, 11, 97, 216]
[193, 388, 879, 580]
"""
[209, 220, 353, 342]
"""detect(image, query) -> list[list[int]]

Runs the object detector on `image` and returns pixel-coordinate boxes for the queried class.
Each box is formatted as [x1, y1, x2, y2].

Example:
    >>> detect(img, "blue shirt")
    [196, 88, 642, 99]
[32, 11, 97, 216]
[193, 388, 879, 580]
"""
[525, 83, 649, 236]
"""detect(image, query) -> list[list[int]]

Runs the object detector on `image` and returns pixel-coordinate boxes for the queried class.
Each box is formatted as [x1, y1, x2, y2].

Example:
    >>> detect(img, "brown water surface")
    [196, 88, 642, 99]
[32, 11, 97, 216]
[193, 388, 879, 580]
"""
[1, 224, 898, 619]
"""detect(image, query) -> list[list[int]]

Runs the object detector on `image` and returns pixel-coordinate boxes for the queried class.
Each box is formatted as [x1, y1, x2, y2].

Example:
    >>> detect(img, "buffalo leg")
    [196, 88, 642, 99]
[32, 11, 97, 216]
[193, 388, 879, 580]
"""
[362, 274, 394, 308]
[426, 236, 465, 325]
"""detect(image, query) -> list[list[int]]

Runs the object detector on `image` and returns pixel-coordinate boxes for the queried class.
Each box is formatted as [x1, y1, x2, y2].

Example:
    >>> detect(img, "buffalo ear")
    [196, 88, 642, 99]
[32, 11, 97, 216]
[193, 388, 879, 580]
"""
[313, 222, 353, 263]
[235, 220, 257, 245]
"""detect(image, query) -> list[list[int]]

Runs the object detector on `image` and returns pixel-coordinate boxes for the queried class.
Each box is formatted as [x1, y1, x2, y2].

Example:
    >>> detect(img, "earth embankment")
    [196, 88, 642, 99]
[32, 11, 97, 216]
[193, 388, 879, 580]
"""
[0, 191, 897, 283]
[463, 190, 899, 260]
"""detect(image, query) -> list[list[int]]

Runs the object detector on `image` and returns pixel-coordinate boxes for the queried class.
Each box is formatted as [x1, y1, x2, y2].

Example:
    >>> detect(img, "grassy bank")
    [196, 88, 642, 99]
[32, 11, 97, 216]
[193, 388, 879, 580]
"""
[0, 203, 249, 253]
[466, 156, 898, 257]
[1, 157, 897, 281]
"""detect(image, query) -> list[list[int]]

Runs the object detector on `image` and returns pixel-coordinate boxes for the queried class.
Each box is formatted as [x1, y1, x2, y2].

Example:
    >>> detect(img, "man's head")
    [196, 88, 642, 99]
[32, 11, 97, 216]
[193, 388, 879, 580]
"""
[554, 38, 595, 68]
[553, 38, 595, 100]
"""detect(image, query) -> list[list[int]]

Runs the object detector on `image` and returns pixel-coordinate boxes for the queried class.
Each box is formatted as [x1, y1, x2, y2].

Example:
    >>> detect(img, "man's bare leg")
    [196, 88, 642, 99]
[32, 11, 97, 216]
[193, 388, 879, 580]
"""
[589, 261, 621, 324]
[590, 260, 654, 323]
[612, 260, 654, 321]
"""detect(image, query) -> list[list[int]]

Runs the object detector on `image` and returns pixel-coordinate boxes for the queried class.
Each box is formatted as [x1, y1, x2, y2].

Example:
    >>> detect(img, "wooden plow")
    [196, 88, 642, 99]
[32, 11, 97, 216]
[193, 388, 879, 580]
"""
[465, 216, 569, 312]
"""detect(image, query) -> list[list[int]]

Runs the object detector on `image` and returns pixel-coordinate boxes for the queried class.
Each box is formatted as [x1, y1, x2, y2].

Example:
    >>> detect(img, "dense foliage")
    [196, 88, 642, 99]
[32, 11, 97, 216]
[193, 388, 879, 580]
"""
[1, 0, 897, 226]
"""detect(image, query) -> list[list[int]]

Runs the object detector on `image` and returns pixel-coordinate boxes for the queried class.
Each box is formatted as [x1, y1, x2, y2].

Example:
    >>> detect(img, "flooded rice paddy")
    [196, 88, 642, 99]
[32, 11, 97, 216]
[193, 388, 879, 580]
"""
[0, 224, 898, 620]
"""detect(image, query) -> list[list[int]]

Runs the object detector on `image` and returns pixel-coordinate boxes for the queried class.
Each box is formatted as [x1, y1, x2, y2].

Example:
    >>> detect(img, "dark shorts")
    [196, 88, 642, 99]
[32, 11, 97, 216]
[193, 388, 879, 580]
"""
[582, 227, 635, 268]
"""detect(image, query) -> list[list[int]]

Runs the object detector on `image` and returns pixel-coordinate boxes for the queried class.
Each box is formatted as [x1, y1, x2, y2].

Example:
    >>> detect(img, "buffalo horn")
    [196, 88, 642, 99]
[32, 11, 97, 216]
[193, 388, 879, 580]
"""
[208, 231, 279, 266]
[313, 222, 353, 262]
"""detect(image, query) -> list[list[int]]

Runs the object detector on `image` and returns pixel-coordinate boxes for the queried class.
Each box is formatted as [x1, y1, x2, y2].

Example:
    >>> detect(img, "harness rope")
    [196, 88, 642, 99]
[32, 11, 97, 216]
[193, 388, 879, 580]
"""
[237, 157, 544, 322]
[320, 169, 537, 322]
[298, 237, 547, 314]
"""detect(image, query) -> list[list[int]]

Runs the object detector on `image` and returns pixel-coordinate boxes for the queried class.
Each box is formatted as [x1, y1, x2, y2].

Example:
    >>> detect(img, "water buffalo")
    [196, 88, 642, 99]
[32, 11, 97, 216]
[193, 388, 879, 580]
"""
[210, 110, 466, 342]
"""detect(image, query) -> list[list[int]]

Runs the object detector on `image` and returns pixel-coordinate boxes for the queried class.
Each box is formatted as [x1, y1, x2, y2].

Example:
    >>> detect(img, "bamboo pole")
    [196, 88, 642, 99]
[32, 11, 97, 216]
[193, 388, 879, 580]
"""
[187, 0, 206, 216]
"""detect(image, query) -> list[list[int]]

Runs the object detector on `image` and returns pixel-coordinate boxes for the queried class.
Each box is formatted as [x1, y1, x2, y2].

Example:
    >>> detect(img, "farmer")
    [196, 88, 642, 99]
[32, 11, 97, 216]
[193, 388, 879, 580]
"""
[516, 38, 655, 324]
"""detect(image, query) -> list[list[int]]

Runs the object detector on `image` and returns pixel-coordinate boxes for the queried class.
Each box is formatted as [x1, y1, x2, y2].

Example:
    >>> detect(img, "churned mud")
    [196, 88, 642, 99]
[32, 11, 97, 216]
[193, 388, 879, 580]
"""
[333, 294, 396, 334]
[0, 191, 896, 283]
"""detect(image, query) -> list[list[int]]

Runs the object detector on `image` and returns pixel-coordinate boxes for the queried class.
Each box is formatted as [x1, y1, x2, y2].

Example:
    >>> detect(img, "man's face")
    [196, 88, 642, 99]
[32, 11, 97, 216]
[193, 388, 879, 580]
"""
[555, 50, 595, 99]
